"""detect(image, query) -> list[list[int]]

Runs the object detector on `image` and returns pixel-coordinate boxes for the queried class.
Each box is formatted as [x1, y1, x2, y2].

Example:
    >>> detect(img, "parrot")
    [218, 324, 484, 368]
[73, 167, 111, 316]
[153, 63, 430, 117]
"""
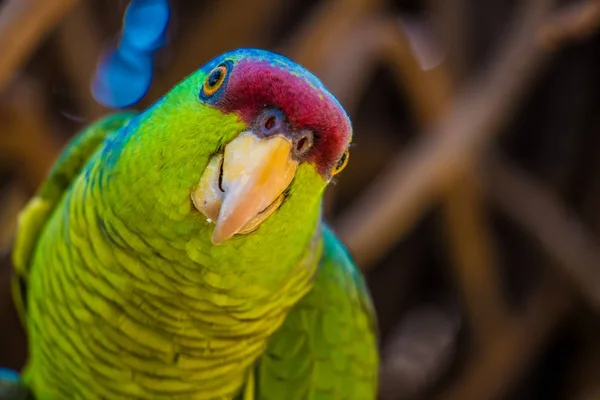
[7, 48, 379, 400]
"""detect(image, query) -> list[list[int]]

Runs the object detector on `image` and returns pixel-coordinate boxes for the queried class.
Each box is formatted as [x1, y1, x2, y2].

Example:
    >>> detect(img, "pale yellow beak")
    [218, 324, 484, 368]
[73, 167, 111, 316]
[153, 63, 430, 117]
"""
[191, 132, 298, 244]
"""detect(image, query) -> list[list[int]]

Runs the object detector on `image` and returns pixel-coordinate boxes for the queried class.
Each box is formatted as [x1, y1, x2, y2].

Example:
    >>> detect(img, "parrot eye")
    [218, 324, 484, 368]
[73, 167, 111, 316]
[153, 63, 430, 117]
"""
[331, 149, 349, 176]
[202, 62, 230, 98]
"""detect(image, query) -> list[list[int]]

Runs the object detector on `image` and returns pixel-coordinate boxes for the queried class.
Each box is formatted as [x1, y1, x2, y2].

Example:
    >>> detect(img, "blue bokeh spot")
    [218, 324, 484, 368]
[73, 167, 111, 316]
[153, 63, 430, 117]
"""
[0, 367, 21, 382]
[92, 0, 170, 108]
[92, 50, 153, 109]
[121, 0, 170, 52]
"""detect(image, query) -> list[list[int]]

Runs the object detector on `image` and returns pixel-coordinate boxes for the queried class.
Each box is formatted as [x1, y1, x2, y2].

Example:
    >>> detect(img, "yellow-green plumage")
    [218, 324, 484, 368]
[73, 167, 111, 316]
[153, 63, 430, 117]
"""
[255, 226, 378, 400]
[12, 48, 378, 400]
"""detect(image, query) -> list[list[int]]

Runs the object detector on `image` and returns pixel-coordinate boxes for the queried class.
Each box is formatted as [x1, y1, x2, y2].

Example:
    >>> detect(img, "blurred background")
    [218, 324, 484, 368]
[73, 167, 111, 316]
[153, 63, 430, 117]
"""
[1, 0, 600, 399]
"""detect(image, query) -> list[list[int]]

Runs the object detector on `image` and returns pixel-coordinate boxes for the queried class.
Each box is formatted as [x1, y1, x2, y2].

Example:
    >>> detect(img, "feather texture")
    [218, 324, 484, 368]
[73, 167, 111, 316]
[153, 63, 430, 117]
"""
[13, 49, 377, 400]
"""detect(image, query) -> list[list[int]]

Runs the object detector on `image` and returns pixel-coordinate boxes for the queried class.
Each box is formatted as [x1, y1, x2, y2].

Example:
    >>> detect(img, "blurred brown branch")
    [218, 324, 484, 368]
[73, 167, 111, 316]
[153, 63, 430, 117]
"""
[538, 0, 600, 50]
[426, 0, 468, 81]
[356, 5, 513, 396]
[488, 157, 600, 309]
[0, 184, 27, 252]
[0, 79, 61, 189]
[335, 0, 557, 268]
[55, 1, 106, 121]
[385, 18, 452, 124]
[0, 0, 78, 94]
[439, 272, 572, 400]
[283, 0, 383, 70]
[439, 153, 600, 398]
[411, 3, 510, 345]
[380, 305, 461, 399]
[390, 1, 511, 349]
[442, 175, 509, 344]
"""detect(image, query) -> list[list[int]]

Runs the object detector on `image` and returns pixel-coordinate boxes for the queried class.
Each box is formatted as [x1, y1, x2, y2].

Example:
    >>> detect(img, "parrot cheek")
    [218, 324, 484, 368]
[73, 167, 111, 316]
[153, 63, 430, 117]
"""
[191, 155, 223, 223]
[191, 131, 297, 244]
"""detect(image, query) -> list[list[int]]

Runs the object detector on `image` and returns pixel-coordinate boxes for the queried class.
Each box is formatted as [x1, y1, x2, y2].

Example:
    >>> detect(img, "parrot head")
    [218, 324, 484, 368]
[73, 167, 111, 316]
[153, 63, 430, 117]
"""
[112, 48, 351, 246]
[187, 49, 352, 244]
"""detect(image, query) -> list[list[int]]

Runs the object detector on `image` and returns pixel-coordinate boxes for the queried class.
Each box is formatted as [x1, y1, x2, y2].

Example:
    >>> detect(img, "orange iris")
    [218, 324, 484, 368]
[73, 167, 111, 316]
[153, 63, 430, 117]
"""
[203, 65, 228, 97]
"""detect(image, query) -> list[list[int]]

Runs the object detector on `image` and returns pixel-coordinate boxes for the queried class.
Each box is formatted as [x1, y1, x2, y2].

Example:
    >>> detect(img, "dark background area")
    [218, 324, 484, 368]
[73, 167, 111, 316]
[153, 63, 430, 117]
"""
[1, 0, 600, 399]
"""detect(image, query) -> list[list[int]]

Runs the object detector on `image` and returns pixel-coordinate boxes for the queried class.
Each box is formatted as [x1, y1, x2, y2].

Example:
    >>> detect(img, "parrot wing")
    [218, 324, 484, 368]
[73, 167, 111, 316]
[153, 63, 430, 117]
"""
[253, 224, 379, 400]
[11, 112, 137, 326]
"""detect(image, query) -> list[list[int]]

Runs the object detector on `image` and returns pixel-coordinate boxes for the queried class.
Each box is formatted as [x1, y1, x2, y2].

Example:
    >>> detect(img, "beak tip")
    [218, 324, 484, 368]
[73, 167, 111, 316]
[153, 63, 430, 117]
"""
[211, 233, 224, 246]
[211, 225, 232, 245]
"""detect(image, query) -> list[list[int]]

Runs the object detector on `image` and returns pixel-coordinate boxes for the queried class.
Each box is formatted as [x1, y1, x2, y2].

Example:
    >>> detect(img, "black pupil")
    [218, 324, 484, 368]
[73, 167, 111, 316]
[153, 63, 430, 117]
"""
[337, 153, 347, 169]
[264, 116, 276, 130]
[208, 69, 222, 87]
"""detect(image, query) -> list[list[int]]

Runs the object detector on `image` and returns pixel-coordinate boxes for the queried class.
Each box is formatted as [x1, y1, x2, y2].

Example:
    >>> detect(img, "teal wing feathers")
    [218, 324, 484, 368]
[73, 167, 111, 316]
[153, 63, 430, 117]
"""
[11, 112, 137, 323]
[255, 224, 379, 399]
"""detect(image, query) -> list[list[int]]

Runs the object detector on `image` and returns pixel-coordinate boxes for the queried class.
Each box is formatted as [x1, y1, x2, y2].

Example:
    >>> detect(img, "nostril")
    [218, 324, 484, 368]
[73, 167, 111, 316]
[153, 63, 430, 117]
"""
[296, 137, 307, 152]
[293, 130, 313, 158]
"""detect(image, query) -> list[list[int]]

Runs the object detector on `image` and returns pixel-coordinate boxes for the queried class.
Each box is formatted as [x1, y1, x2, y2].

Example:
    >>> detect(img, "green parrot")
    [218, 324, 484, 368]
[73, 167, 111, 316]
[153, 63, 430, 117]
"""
[9, 48, 379, 400]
